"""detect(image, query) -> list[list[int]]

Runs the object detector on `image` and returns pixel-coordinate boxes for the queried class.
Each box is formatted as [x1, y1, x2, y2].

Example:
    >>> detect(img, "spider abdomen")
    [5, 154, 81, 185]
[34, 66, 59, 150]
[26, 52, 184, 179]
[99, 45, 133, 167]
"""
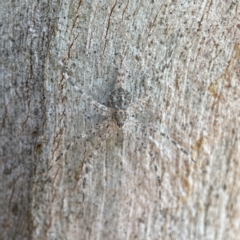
[112, 110, 128, 128]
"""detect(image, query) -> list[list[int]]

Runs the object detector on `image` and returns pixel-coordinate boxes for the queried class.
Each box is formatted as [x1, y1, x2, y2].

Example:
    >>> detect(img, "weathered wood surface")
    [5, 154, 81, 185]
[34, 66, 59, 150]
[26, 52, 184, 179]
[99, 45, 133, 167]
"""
[1, 1, 240, 239]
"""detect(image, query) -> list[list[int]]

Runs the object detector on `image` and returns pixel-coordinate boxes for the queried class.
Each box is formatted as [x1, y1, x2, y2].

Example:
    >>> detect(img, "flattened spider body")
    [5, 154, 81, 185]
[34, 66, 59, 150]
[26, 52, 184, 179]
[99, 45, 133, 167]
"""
[109, 87, 132, 128]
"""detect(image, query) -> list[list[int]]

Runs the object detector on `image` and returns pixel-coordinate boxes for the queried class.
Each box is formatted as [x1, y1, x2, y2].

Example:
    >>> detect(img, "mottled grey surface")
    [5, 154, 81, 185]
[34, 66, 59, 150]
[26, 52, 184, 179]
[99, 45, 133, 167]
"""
[1, 0, 240, 240]
[0, 1, 58, 239]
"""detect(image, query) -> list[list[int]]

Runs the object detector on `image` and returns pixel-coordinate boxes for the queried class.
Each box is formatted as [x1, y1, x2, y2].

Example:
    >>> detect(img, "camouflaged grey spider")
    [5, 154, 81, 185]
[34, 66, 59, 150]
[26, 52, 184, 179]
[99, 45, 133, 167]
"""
[109, 87, 131, 128]
[54, 71, 196, 166]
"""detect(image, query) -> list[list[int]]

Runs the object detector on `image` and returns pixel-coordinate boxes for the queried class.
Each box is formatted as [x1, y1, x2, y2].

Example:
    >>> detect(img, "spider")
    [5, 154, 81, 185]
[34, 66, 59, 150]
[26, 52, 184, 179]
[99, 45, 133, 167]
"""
[33, 68, 196, 216]
[46, 69, 195, 186]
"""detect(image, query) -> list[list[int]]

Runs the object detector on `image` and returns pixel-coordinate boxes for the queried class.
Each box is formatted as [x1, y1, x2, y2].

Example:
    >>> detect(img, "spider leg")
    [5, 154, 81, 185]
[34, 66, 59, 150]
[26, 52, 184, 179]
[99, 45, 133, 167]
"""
[128, 87, 152, 115]
[35, 119, 112, 183]
[54, 118, 110, 158]
[73, 124, 114, 190]
[149, 127, 196, 163]
[79, 118, 111, 139]
[114, 68, 127, 89]
[130, 118, 196, 163]
[148, 126, 196, 163]
[68, 79, 111, 117]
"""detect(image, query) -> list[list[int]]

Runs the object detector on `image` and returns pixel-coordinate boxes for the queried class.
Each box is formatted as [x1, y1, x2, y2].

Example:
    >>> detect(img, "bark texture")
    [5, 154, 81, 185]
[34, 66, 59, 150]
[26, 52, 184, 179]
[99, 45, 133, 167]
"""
[0, 1, 58, 239]
[1, 1, 240, 240]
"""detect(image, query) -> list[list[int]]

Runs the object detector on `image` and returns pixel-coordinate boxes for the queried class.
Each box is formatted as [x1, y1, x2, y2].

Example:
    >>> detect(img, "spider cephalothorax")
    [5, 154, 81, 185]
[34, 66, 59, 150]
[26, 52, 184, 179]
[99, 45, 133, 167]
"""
[112, 110, 129, 128]
[109, 87, 132, 110]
